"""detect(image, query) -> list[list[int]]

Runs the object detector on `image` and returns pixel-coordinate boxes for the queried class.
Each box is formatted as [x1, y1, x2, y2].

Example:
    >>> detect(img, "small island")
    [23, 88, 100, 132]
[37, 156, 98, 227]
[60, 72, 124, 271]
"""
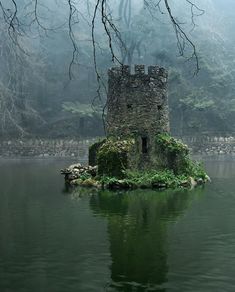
[61, 65, 209, 190]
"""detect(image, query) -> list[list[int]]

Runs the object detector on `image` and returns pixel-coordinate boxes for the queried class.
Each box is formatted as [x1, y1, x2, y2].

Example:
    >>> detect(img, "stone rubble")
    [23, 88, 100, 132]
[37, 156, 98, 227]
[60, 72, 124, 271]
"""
[60, 163, 97, 183]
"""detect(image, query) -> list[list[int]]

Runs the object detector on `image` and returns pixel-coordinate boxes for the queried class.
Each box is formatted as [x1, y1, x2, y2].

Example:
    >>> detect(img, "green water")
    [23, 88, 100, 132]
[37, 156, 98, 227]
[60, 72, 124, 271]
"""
[0, 157, 235, 292]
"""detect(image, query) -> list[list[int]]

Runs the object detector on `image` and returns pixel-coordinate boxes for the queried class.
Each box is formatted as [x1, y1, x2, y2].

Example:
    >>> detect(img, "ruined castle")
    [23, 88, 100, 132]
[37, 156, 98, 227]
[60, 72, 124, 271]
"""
[68, 65, 206, 186]
[106, 64, 170, 169]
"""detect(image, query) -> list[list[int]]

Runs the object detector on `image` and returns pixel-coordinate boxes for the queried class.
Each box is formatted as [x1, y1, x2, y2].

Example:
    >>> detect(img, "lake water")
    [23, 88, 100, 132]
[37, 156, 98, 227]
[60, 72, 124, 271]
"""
[0, 157, 235, 292]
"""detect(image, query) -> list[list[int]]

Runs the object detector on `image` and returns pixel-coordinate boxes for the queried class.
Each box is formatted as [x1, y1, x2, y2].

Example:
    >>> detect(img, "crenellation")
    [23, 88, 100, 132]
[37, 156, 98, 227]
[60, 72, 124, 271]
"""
[158, 67, 168, 78]
[148, 65, 159, 76]
[134, 64, 145, 75]
[109, 65, 168, 79]
[120, 65, 130, 76]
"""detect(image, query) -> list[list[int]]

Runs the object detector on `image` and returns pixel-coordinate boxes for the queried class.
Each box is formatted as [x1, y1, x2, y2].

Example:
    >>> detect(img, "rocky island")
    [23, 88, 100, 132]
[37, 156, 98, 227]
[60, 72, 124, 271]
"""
[61, 65, 209, 190]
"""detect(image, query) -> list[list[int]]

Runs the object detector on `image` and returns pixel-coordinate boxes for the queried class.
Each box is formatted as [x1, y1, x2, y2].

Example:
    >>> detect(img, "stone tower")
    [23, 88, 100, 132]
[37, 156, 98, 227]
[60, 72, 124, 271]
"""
[106, 65, 170, 169]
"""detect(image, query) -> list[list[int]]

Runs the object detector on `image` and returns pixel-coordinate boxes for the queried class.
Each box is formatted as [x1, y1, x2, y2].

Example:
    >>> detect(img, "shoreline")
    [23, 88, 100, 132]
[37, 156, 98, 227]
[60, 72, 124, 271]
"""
[0, 136, 234, 159]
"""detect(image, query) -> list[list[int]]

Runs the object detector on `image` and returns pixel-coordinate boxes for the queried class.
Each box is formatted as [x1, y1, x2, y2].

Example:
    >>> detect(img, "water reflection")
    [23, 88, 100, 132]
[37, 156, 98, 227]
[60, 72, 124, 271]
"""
[86, 188, 203, 291]
[1, 158, 235, 292]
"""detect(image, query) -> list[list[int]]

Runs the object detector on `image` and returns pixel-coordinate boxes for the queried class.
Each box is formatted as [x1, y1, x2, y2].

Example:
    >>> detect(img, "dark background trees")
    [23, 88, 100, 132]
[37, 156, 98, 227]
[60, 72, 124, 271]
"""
[0, 0, 234, 138]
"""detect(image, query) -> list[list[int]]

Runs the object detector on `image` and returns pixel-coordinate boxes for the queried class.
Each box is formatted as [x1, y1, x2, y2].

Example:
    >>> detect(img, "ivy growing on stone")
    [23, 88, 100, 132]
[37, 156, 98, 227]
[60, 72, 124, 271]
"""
[97, 138, 135, 178]
[156, 133, 189, 155]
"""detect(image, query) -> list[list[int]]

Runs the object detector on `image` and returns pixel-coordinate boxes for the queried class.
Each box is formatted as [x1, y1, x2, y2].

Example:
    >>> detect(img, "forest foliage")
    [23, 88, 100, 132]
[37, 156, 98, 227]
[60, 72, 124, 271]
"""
[0, 0, 235, 137]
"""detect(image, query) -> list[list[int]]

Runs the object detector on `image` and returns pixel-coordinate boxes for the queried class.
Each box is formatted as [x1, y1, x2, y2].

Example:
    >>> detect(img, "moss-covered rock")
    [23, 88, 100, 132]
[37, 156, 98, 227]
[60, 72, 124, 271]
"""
[156, 133, 191, 175]
[62, 134, 209, 190]
[156, 133, 189, 155]
[88, 139, 106, 166]
[80, 178, 101, 188]
[97, 138, 135, 178]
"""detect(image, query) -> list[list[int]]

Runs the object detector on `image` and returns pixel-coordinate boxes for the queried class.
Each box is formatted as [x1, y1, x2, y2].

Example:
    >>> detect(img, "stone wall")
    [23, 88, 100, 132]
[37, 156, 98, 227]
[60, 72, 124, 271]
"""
[0, 137, 235, 160]
[106, 65, 169, 138]
[178, 136, 235, 155]
[106, 64, 170, 170]
[0, 139, 96, 161]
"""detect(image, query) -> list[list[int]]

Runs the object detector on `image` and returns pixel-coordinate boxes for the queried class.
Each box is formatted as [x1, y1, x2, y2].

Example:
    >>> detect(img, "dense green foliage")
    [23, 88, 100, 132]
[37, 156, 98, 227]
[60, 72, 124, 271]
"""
[97, 139, 135, 178]
[155, 133, 207, 179]
[99, 170, 189, 189]
[156, 133, 189, 155]
[72, 135, 208, 190]
[77, 164, 207, 190]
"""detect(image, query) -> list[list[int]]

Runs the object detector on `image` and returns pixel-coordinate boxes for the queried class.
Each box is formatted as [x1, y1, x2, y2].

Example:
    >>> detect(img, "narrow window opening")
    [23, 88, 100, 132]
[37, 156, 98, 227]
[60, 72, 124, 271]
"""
[142, 137, 148, 154]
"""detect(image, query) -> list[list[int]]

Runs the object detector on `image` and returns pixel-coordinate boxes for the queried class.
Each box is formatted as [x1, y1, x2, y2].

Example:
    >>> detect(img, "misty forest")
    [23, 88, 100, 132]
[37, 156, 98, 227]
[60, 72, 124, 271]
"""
[1, 0, 235, 138]
[1, 1, 235, 292]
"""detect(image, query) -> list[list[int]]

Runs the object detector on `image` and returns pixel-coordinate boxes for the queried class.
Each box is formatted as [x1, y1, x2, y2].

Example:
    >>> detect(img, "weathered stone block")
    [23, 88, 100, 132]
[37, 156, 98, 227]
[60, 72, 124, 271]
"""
[135, 65, 145, 75]
[106, 64, 170, 170]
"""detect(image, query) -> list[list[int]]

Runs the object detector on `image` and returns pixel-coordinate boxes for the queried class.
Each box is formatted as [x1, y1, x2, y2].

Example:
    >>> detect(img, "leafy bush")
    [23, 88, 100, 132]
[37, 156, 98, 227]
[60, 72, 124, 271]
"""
[183, 159, 207, 180]
[124, 169, 189, 188]
[80, 134, 208, 190]
[99, 170, 190, 189]
[79, 172, 92, 181]
[156, 133, 189, 155]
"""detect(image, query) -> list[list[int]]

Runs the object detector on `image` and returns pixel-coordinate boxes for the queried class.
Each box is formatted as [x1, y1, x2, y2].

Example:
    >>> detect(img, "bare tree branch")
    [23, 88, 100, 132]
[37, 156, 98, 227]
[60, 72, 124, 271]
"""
[163, 0, 200, 74]
[0, 0, 204, 136]
[68, 0, 79, 79]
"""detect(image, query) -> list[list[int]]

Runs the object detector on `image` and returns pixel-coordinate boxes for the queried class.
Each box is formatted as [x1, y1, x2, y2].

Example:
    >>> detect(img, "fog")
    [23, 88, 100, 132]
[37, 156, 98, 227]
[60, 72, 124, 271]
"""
[0, 0, 234, 138]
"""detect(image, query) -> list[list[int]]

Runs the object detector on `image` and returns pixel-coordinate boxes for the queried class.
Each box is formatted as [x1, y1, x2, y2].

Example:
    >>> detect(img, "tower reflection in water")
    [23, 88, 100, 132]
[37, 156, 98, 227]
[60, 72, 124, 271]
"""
[89, 188, 201, 292]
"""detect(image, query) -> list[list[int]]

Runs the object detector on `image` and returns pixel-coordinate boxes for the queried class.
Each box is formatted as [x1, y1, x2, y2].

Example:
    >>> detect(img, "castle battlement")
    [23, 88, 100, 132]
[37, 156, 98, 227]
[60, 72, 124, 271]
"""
[108, 65, 168, 78]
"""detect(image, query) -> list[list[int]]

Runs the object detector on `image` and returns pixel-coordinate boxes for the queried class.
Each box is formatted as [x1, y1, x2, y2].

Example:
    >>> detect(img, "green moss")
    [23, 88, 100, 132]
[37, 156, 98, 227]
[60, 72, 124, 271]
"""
[156, 133, 189, 155]
[70, 134, 208, 190]
[89, 139, 106, 166]
[80, 178, 101, 188]
[155, 133, 207, 180]
[97, 138, 135, 178]
[99, 169, 195, 189]
[79, 172, 92, 181]
[183, 159, 207, 180]
[99, 176, 134, 189]
[124, 170, 189, 188]
[72, 166, 207, 190]
[70, 178, 101, 189]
